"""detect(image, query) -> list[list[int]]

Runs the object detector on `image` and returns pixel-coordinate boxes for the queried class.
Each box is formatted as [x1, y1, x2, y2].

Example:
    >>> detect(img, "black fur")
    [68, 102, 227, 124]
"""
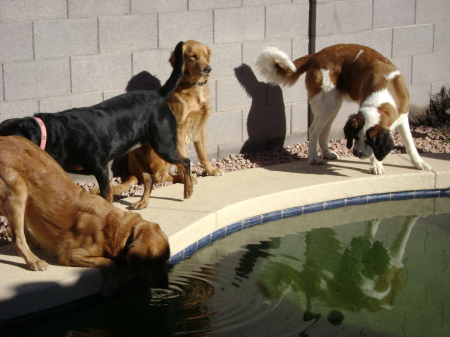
[0, 41, 190, 202]
[365, 131, 394, 161]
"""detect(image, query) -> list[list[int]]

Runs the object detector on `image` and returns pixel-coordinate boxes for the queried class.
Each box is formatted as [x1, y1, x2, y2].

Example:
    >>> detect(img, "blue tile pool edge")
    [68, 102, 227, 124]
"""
[168, 189, 450, 266]
[2, 188, 449, 333]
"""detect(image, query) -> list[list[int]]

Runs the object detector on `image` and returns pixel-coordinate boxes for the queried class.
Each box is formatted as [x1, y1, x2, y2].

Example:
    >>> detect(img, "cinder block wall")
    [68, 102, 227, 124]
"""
[1, 0, 449, 162]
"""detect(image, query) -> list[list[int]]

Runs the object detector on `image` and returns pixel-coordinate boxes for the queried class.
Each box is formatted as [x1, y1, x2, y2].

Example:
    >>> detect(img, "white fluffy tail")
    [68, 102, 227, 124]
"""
[255, 47, 297, 86]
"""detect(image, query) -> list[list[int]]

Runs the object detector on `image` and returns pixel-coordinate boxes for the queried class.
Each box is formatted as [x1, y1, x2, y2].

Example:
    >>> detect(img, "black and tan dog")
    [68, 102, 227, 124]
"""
[0, 41, 193, 202]
[0, 136, 170, 295]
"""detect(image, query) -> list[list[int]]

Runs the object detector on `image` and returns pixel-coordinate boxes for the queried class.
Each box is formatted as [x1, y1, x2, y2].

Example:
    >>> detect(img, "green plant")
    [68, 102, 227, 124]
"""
[410, 85, 450, 126]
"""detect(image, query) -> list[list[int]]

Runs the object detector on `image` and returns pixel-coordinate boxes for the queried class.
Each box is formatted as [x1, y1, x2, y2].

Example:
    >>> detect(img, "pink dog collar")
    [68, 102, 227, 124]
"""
[33, 117, 47, 150]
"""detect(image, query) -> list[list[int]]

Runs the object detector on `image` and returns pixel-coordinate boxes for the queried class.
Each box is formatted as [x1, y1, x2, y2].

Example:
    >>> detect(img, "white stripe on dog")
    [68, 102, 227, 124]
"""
[385, 70, 401, 81]
[352, 50, 364, 63]
[320, 69, 335, 92]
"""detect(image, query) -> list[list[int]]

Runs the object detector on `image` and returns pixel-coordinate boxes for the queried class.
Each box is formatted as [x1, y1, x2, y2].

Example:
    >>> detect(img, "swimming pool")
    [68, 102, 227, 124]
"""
[6, 195, 449, 337]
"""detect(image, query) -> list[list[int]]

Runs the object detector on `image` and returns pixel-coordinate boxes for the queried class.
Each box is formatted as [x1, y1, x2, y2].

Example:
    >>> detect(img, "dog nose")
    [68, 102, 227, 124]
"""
[203, 66, 212, 74]
[353, 150, 363, 158]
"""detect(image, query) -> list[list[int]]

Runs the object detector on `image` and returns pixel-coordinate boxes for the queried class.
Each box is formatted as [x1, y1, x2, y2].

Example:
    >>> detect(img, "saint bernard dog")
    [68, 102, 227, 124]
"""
[256, 43, 431, 174]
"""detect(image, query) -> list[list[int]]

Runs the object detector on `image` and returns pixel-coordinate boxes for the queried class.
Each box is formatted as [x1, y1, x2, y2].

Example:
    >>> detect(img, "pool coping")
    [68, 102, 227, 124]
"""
[1, 152, 450, 332]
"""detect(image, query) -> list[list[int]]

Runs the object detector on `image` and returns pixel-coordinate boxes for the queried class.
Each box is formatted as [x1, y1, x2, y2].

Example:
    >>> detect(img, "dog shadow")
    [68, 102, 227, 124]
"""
[126, 71, 162, 92]
[235, 64, 286, 154]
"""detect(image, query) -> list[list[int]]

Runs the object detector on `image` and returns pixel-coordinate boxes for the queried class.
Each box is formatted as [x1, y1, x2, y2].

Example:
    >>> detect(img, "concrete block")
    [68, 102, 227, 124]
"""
[416, 0, 450, 24]
[131, 0, 187, 14]
[315, 29, 393, 57]
[103, 89, 127, 101]
[210, 42, 242, 79]
[393, 25, 434, 58]
[218, 141, 245, 158]
[266, 4, 309, 39]
[159, 11, 213, 49]
[244, 0, 293, 5]
[39, 93, 102, 113]
[0, 0, 67, 22]
[132, 49, 173, 90]
[292, 37, 310, 58]
[216, 77, 255, 112]
[214, 7, 264, 44]
[434, 22, 450, 53]
[189, 0, 240, 9]
[68, 0, 130, 18]
[99, 15, 157, 54]
[390, 56, 412, 85]
[291, 101, 309, 135]
[206, 110, 243, 147]
[373, 0, 415, 28]
[277, 80, 308, 105]
[408, 83, 432, 114]
[0, 22, 33, 62]
[0, 73, 3, 102]
[315, 1, 372, 36]
[71, 53, 131, 94]
[4, 59, 70, 101]
[0, 100, 39, 120]
[34, 18, 98, 59]
[412, 52, 450, 85]
[242, 104, 289, 150]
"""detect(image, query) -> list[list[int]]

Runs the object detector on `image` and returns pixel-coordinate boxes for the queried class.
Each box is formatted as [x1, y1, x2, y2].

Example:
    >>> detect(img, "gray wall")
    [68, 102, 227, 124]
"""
[1, 0, 449, 161]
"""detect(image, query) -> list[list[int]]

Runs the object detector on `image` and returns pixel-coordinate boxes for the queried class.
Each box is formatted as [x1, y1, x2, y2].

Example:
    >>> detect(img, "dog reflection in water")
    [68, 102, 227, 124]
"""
[258, 216, 419, 327]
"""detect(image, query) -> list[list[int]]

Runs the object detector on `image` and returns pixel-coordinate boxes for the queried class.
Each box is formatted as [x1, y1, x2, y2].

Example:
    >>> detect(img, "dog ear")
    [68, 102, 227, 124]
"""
[366, 129, 394, 161]
[343, 113, 364, 149]
[169, 51, 175, 68]
[206, 46, 211, 63]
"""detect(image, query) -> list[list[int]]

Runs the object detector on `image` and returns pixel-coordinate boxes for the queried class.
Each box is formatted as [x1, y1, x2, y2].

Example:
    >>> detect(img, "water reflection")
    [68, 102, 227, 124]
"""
[258, 217, 417, 323]
[7, 199, 449, 337]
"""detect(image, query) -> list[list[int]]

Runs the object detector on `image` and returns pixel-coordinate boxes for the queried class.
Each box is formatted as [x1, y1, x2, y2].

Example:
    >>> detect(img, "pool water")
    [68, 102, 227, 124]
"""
[7, 198, 450, 337]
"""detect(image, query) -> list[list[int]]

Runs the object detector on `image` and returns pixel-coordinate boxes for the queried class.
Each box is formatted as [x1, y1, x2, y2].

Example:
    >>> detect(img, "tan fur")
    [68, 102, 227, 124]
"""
[0, 136, 170, 295]
[112, 40, 223, 210]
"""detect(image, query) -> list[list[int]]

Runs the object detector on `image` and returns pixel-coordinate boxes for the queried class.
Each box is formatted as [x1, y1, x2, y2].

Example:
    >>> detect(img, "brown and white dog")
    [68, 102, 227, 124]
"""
[0, 136, 170, 295]
[111, 40, 224, 209]
[256, 44, 431, 174]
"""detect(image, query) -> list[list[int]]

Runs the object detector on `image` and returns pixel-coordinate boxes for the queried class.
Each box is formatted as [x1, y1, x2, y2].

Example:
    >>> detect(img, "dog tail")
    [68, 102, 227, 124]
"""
[256, 47, 312, 87]
[158, 41, 185, 99]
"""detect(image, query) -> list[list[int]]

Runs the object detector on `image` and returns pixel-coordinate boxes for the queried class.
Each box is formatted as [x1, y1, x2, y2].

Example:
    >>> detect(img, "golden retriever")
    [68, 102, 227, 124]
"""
[0, 136, 170, 295]
[111, 40, 224, 210]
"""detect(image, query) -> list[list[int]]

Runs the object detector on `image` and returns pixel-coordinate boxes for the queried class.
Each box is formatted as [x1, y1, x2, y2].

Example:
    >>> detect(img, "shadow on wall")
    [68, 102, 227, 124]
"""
[126, 71, 162, 92]
[235, 64, 286, 154]
[109, 71, 164, 178]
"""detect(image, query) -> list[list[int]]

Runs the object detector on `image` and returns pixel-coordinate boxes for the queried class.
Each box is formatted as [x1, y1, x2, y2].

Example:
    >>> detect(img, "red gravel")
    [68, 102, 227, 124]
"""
[1, 125, 449, 247]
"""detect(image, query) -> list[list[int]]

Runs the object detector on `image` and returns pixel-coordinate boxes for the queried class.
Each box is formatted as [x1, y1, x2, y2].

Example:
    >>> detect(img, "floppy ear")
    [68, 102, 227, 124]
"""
[367, 130, 394, 161]
[169, 51, 175, 68]
[206, 46, 211, 63]
[343, 113, 364, 149]
[343, 120, 354, 149]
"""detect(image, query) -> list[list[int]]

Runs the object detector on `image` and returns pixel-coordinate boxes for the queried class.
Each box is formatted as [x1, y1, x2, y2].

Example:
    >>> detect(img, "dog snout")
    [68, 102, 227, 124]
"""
[203, 66, 212, 74]
[353, 149, 364, 158]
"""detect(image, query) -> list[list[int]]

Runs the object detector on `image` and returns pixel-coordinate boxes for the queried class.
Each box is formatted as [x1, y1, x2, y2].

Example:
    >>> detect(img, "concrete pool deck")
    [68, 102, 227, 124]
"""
[1, 152, 449, 325]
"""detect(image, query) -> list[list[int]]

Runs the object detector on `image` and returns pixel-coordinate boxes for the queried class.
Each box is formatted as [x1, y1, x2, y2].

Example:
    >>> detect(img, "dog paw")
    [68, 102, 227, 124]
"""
[414, 161, 432, 171]
[130, 200, 148, 210]
[369, 163, 385, 175]
[309, 156, 325, 165]
[28, 259, 49, 271]
[91, 186, 100, 195]
[191, 174, 198, 185]
[322, 150, 339, 160]
[211, 168, 224, 176]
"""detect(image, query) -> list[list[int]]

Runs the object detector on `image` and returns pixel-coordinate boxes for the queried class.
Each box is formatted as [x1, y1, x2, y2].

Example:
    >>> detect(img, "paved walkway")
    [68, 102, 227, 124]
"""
[1, 153, 449, 323]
